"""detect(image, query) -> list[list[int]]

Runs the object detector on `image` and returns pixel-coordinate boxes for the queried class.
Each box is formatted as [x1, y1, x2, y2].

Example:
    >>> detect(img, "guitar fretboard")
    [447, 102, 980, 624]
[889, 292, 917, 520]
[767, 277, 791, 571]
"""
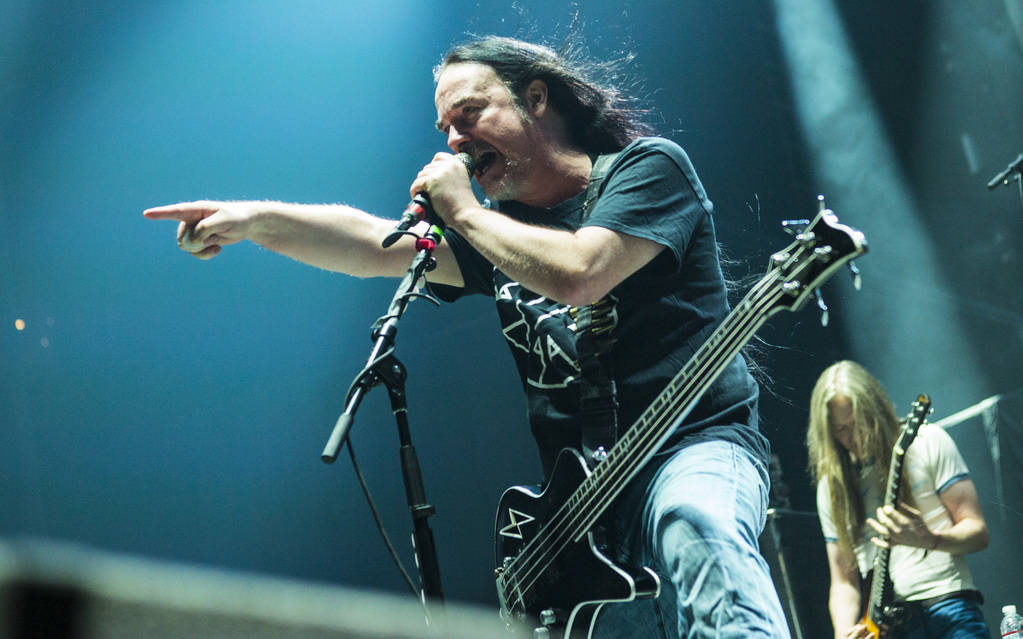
[866, 395, 929, 622]
[868, 450, 905, 616]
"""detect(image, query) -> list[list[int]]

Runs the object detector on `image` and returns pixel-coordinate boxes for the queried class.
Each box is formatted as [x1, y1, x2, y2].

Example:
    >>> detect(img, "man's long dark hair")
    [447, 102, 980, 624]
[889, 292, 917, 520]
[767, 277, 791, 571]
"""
[437, 36, 655, 155]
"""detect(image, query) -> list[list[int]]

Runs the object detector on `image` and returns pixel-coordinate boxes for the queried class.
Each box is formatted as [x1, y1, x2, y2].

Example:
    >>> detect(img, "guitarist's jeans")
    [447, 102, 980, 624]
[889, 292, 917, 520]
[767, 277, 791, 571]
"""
[900, 595, 989, 639]
[594, 440, 789, 639]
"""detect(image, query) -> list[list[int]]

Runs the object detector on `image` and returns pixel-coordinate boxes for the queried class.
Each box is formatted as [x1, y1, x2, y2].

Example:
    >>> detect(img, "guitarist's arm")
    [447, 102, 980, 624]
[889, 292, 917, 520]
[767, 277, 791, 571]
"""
[934, 479, 990, 554]
[826, 542, 872, 639]
[867, 479, 989, 555]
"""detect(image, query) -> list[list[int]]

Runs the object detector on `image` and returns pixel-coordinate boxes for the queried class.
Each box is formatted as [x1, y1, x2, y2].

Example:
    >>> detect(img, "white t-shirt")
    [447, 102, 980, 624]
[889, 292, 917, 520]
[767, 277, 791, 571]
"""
[816, 424, 976, 601]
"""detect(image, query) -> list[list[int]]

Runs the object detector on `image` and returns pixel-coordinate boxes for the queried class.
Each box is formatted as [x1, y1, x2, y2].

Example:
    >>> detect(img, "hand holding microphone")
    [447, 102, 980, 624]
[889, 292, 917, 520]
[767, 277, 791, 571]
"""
[382, 152, 475, 247]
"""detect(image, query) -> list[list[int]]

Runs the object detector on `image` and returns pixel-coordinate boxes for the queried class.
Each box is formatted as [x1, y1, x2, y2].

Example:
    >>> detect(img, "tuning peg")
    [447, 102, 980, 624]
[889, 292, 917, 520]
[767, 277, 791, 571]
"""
[780, 218, 810, 236]
[847, 261, 862, 290]
[814, 288, 829, 326]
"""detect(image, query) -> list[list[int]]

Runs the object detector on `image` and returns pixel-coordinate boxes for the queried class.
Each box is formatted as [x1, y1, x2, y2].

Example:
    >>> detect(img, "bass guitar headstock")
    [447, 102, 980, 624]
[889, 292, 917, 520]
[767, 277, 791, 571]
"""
[898, 393, 932, 452]
[767, 195, 868, 324]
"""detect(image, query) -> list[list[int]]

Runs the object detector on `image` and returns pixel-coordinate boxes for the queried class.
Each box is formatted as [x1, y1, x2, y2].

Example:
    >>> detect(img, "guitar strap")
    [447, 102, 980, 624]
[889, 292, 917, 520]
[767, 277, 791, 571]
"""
[573, 151, 621, 466]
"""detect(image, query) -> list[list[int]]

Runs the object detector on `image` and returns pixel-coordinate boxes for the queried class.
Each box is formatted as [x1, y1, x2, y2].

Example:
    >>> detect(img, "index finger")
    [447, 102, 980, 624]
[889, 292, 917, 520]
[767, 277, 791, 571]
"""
[143, 202, 217, 223]
[846, 624, 870, 639]
[866, 517, 887, 535]
[884, 504, 913, 525]
[896, 502, 922, 517]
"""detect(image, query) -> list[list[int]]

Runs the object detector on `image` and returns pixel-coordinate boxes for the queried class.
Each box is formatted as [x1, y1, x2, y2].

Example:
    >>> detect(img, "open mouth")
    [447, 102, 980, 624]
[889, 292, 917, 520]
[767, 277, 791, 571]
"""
[473, 152, 498, 178]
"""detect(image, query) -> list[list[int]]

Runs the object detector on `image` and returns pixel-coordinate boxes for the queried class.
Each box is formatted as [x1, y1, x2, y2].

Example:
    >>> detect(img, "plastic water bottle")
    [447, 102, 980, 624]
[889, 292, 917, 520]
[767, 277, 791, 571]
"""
[1002, 604, 1022, 639]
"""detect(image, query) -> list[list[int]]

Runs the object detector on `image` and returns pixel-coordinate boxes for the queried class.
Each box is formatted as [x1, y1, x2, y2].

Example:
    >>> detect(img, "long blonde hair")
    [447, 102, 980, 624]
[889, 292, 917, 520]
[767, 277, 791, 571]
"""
[807, 361, 906, 554]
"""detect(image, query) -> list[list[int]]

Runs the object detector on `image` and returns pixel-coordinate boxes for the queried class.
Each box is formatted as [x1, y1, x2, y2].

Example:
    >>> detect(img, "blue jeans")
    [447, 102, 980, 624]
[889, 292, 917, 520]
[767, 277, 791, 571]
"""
[900, 595, 990, 639]
[594, 440, 790, 638]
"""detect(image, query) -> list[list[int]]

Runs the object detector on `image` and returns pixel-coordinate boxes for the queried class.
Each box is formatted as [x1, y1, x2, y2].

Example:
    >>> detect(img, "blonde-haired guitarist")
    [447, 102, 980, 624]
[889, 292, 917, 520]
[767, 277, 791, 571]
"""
[807, 361, 990, 639]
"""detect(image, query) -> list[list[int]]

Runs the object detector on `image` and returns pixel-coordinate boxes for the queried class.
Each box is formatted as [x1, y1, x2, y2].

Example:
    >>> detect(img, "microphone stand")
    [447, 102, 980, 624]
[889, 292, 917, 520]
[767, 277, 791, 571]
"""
[987, 152, 1023, 190]
[321, 219, 447, 609]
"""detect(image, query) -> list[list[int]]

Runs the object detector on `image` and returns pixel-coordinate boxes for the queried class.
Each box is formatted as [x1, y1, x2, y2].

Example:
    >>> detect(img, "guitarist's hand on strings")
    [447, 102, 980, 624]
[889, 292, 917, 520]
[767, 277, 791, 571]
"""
[867, 503, 938, 550]
[845, 621, 888, 639]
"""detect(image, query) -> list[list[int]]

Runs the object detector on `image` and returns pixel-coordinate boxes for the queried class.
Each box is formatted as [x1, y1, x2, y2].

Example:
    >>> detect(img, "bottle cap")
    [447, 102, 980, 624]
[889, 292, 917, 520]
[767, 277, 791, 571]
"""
[1005, 604, 1018, 615]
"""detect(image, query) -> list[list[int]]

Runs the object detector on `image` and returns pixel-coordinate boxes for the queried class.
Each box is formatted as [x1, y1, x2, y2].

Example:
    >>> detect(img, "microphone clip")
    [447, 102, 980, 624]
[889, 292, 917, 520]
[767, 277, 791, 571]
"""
[381, 152, 476, 249]
[382, 194, 432, 248]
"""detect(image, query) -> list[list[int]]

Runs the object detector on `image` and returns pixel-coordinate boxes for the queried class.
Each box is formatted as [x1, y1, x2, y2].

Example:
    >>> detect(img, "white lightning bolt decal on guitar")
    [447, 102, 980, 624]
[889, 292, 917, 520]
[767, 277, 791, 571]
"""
[499, 508, 537, 541]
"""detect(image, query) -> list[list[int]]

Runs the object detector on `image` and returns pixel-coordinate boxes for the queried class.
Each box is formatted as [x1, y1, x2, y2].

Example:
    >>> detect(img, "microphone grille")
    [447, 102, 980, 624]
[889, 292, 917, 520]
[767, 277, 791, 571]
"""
[456, 152, 476, 175]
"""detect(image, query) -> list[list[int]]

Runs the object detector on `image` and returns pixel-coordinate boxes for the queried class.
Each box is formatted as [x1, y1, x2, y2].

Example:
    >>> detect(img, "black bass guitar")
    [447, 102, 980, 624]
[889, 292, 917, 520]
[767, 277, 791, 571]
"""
[494, 202, 868, 638]
[861, 394, 932, 638]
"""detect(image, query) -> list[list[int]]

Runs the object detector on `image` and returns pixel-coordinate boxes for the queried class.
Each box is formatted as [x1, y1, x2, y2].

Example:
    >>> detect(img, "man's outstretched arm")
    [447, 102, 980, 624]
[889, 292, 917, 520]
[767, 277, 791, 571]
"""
[143, 200, 465, 286]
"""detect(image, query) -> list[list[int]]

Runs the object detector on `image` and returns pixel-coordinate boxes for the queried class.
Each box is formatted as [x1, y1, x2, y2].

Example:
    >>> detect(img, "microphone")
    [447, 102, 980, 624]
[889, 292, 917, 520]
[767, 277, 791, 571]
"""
[381, 152, 476, 247]
[986, 152, 1023, 190]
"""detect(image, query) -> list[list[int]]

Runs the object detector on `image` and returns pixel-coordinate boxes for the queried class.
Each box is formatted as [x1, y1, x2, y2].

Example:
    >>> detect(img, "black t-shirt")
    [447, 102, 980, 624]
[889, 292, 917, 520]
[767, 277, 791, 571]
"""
[431, 137, 768, 479]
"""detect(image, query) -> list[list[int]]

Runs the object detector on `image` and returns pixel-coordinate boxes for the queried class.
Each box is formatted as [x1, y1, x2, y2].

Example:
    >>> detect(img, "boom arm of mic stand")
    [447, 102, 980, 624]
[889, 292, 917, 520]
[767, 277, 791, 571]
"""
[319, 240, 446, 605]
[320, 327, 394, 463]
[321, 251, 435, 463]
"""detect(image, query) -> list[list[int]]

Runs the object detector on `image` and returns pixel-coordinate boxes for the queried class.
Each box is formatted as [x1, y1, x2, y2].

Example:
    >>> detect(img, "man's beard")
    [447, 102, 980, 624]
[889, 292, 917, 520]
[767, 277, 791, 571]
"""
[481, 155, 529, 202]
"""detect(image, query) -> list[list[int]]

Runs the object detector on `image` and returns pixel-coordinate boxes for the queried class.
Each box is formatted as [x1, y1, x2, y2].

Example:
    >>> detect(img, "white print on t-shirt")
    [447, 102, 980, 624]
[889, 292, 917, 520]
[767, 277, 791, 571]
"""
[497, 281, 580, 389]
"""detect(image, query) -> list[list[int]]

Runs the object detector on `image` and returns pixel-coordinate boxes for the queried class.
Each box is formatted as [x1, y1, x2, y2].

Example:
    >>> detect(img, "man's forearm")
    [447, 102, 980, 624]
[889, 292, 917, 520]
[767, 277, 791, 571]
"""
[449, 204, 660, 306]
[239, 201, 460, 287]
[829, 582, 863, 639]
[929, 517, 989, 556]
[244, 202, 401, 277]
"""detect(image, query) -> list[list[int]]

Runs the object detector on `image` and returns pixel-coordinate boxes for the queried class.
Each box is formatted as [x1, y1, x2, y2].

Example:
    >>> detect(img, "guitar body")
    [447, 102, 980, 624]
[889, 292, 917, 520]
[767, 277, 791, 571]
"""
[861, 606, 911, 639]
[495, 448, 659, 638]
[859, 570, 911, 637]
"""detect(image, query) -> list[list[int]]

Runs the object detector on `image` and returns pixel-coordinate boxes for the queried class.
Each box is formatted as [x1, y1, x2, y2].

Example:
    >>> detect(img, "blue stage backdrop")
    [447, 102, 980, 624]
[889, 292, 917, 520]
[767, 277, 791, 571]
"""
[2, 0, 1021, 625]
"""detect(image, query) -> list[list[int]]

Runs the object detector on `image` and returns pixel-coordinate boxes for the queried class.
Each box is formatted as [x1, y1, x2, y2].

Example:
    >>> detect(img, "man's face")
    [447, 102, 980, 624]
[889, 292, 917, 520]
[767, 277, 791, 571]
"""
[827, 394, 862, 460]
[434, 62, 540, 201]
